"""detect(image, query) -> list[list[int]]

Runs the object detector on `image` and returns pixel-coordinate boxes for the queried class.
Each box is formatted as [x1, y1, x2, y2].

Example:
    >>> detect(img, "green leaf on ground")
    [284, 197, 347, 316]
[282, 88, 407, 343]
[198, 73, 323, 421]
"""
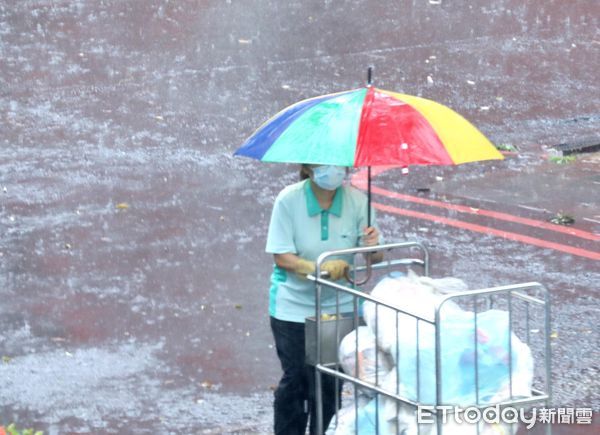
[2, 423, 43, 435]
[549, 155, 576, 164]
[496, 143, 517, 151]
[549, 213, 575, 225]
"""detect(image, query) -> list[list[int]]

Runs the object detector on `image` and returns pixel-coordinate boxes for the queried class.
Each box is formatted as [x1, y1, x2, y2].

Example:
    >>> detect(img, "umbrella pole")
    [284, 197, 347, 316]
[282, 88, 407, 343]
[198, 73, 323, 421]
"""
[345, 166, 374, 287]
[367, 166, 372, 227]
[366, 65, 373, 227]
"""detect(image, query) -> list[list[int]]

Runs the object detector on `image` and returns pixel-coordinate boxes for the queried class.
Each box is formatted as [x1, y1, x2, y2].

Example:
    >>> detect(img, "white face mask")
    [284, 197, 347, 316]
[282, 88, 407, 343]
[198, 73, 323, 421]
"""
[312, 165, 346, 190]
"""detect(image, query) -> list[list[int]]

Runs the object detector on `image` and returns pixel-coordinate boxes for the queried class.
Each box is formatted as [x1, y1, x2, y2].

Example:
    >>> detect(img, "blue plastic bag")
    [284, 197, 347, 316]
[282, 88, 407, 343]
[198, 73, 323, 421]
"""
[390, 308, 527, 405]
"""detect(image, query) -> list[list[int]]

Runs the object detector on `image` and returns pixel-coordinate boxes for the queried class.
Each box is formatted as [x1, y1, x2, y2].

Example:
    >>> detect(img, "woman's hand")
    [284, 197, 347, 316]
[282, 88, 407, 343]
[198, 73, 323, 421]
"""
[273, 254, 349, 281]
[362, 226, 379, 247]
[362, 226, 383, 264]
[321, 259, 349, 280]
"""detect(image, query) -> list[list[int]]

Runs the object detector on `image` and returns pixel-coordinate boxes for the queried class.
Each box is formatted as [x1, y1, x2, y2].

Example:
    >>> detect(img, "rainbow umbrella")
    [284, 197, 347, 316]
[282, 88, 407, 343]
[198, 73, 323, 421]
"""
[234, 84, 503, 224]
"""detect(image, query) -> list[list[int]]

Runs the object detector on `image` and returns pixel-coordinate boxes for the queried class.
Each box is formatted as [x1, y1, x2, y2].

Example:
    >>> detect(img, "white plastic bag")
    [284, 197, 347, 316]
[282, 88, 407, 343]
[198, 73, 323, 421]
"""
[362, 273, 464, 352]
[332, 396, 399, 435]
[338, 326, 393, 395]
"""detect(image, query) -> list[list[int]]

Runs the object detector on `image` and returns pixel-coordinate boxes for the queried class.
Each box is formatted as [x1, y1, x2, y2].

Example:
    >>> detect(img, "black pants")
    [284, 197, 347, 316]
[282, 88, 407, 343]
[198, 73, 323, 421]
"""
[270, 316, 342, 435]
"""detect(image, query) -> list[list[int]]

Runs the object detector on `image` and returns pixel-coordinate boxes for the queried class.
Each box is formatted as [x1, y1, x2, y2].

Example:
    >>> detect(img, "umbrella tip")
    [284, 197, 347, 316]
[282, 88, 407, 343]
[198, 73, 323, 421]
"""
[367, 66, 374, 87]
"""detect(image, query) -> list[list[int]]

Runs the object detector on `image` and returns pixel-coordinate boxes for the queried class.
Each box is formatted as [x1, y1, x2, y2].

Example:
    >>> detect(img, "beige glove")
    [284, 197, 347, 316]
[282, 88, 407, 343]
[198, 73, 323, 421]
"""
[295, 258, 316, 278]
[321, 259, 349, 281]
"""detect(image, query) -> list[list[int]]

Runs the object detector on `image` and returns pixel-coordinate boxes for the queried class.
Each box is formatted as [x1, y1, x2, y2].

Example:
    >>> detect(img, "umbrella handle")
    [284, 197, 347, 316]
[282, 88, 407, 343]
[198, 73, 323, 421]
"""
[344, 252, 373, 286]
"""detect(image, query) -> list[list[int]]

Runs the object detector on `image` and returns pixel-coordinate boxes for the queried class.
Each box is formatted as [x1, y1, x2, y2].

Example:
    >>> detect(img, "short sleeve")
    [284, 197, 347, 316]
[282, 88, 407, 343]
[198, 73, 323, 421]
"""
[265, 193, 297, 254]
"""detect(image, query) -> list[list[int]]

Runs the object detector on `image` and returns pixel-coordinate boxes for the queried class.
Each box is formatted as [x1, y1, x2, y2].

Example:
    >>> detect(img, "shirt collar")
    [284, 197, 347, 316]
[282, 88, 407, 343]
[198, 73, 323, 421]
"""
[304, 180, 343, 217]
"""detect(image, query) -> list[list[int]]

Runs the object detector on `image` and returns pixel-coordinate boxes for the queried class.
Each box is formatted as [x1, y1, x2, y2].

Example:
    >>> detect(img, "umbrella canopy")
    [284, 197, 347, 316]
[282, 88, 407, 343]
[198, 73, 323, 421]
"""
[234, 86, 504, 167]
[235, 83, 504, 285]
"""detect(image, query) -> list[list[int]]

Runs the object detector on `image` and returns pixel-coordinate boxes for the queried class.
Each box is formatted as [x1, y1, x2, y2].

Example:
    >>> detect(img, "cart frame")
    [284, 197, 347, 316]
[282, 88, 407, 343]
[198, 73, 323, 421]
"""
[308, 242, 552, 435]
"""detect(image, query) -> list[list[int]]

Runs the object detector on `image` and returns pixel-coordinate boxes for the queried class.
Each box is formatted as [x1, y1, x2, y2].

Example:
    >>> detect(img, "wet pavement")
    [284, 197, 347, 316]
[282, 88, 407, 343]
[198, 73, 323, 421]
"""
[0, 0, 599, 433]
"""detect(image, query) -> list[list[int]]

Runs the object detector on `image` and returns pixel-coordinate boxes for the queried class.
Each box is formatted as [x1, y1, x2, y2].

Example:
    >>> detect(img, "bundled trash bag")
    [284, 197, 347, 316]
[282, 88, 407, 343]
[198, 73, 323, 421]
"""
[486, 336, 534, 402]
[338, 327, 394, 397]
[384, 308, 533, 405]
[331, 272, 534, 434]
[331, 394, 515, 435]
[362, 272, 533, 405]
[363, 273, 465, 353]
[331, 396, 400, 435]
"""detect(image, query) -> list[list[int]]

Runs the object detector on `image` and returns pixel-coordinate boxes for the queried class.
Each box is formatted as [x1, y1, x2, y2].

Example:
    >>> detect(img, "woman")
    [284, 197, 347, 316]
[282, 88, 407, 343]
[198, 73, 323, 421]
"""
[266, 164, 382, 434]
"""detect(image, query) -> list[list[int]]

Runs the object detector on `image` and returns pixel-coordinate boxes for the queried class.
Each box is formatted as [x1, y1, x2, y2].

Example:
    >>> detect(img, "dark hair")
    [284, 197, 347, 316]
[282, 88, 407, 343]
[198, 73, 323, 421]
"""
[299, 164, 311, 181]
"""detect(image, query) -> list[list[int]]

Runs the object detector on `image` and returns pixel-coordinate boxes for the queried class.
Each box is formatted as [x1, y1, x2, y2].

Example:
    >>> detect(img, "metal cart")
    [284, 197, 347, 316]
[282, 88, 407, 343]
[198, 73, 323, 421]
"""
[306, 241, 552, 434]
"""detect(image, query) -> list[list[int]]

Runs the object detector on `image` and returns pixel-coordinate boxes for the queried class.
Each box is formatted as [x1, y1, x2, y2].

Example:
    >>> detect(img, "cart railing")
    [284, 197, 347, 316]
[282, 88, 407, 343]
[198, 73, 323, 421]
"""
[307, 242, 552, 435]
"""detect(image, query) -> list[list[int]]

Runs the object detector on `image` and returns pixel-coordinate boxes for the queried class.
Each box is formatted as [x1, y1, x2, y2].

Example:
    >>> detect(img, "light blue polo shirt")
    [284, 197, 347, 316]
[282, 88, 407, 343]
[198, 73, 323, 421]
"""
[266, 179, 381, 323]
